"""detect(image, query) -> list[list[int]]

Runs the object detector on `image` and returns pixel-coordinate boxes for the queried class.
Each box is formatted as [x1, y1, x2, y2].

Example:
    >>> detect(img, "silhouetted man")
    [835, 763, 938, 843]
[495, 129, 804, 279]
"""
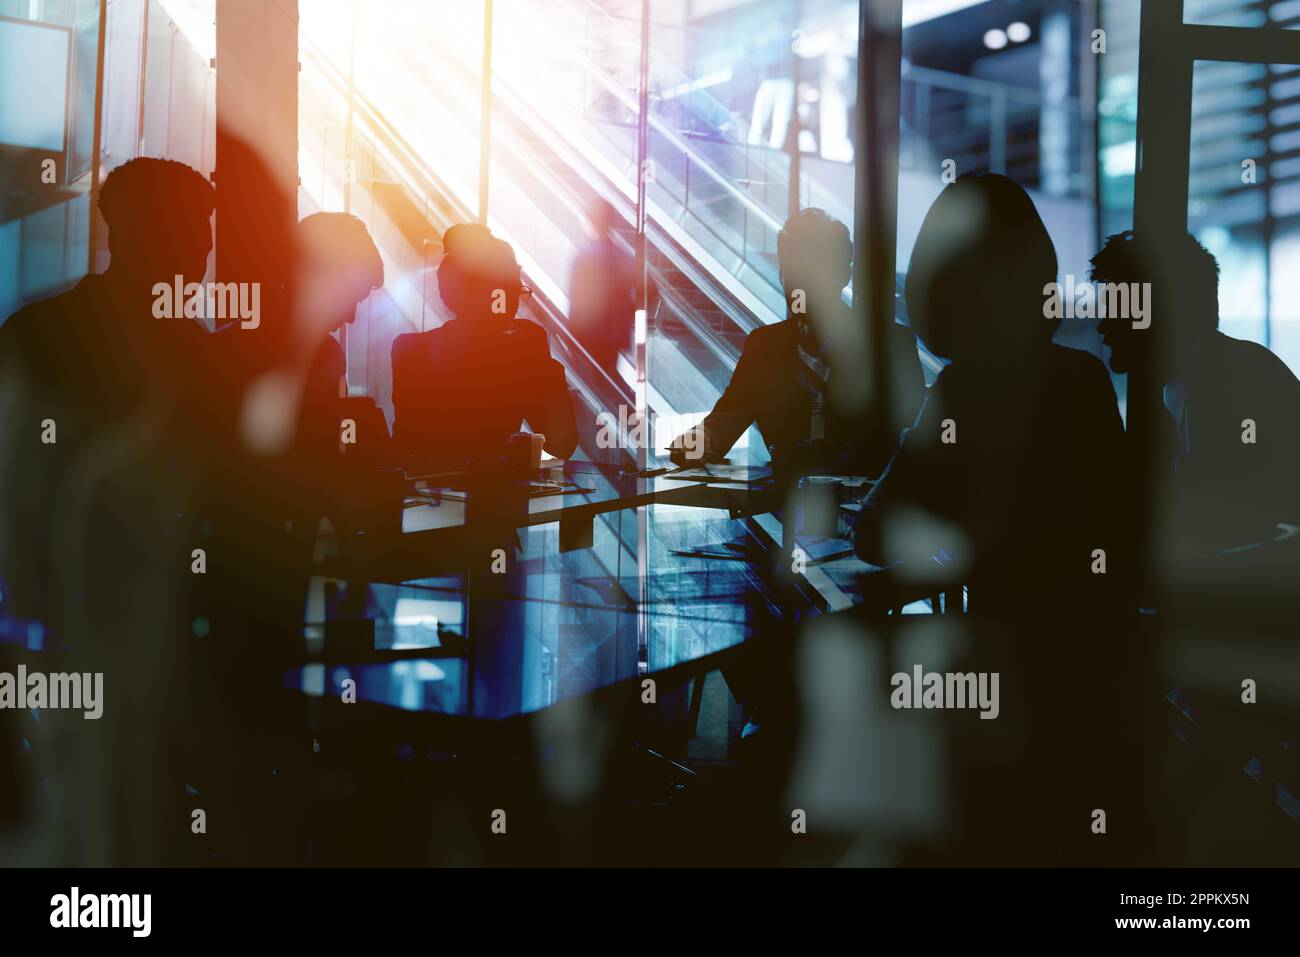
[391, 224, 578, 467]
[0, 158, 213, 433]
[667, 208, 924, 474]
[1093, 230, 1300, 551]
[0, 158, 214, 619]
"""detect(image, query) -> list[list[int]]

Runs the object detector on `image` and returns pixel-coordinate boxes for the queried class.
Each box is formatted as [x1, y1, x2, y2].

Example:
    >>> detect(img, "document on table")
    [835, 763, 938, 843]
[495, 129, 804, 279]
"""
[663, 464, 772, 484]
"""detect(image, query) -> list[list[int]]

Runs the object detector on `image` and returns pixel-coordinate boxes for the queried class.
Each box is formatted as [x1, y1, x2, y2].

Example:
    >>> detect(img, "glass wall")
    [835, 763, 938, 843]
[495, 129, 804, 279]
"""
[1186, 37, 1300, 371]
[901, 0, 1101, 369]
[1184, 0, 1300, 28]
[1189, 58, 1271, 347]
[641, 0, 860, 466]
[299, 0, 487, 412]
[0, 0, 216, 319]
[1097, 0, 1137, 240]
[0, 0, 101, 318]
[1098, 1, 1300, 374]
[287, 0, 1128, 460]
[292, 0, 865, 454]
[100, 0, 215, 276]
[5, 0, 1122, 448]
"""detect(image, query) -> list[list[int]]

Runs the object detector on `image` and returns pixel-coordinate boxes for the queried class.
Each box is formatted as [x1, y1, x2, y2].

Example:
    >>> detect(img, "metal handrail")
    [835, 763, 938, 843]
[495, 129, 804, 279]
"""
[567, 0, 758, 140]
[401, 12, 786, 325]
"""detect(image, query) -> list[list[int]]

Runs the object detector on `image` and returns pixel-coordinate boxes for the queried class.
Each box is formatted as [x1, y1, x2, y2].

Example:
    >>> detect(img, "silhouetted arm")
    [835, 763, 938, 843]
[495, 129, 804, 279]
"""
[829, 323, 928, 475]
[533, 356, 579, 459]
[853, 422, 927, 566]
[887, 322, 927, 436]
[668, 333, 764, 464]
[389, 335, 419, 454]
[853, 381, 954, 565]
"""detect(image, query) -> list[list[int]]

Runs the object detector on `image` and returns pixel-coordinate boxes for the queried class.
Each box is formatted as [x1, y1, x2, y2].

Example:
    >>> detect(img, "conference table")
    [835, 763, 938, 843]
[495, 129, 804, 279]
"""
[291, 459, 885, 720]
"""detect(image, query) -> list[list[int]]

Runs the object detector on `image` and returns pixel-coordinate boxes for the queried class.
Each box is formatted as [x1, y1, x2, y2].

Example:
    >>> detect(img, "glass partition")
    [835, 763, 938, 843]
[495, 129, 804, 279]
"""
[0, 0, 217, 318]
[900, 0, 1100, 376]
[1184, 0, 1300, 29]
[0, 0, 98, 317]
[1188, 55, 1300, 369]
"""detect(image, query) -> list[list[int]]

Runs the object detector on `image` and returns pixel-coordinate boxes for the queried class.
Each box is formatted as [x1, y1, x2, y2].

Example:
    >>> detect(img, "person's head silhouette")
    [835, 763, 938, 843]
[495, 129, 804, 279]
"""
[905, 173, 1057, 362]
[777, 208, 852, 340]
[1091, 229, 1219, 378]
[97, 157, 215, 289]
[438, 224, 524, 323]
[295, 212, 384, 338]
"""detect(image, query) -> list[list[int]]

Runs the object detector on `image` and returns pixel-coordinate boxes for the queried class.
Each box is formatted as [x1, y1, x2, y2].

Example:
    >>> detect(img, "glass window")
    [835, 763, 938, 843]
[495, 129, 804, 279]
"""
[1186, 57, 1300, 373]
[901, 0, 1102, 370]
[1184, 0, 1300, 29]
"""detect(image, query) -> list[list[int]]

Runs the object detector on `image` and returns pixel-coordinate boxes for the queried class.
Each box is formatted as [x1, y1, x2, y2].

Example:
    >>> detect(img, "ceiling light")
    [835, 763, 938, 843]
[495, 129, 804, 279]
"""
[1007, 21, 1031, 43]
[983, 28, 1008, 50]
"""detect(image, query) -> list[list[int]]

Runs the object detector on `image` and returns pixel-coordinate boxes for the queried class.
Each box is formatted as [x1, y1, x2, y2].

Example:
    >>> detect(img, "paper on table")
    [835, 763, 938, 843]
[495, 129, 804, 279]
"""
[663, 464, 772, 483]
[672, 535, 853, 564]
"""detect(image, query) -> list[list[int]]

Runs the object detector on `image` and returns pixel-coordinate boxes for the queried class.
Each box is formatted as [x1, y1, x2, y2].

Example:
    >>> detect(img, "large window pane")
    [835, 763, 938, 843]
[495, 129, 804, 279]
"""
[1190, 57, 1300, 372]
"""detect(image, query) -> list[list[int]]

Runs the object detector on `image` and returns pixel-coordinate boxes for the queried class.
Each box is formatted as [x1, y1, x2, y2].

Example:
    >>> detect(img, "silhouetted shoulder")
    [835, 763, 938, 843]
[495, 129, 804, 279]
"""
[1203, 334, 1300, 451]
[1043, 345, 1124, 434]
[1047, 342, 1116, 390]
[391, 328, 429, 351]
[391, 329, 434, 385]
[0, 284, 85, 374]
[1045, 341, 1107, 374]
[1216, 333, 1300, 390]
[1, 286, 76, 338]
[2, 296, 54, 338]
[741, 318, 797, 356]
[925, 344, 1120, 435]
[316, 335, 346, 381]
[500, 316, 552, 349]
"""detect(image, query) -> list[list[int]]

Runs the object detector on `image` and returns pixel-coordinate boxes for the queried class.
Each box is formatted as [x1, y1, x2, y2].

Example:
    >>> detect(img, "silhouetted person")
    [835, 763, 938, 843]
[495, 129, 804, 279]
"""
[186, 172, 405, 866]
[853, 174, 1128, 611]
[1093, 230, 1300, 552]
[391, 223, 578, 467]
[667, 208, 924, 473]
[0, 157, 214, 621]
[568, 198, 636, 372]
[0, 157, 212, 425]
[853, 174, 1146, 865]
[209, 211, 388, 467]
[0, 158, 219, 863]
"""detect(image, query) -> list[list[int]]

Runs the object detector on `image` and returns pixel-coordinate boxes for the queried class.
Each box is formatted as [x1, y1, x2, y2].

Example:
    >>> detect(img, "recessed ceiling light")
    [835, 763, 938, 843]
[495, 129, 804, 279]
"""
[983, 28, 1008, 50]
[1007, 21, 1031, 43]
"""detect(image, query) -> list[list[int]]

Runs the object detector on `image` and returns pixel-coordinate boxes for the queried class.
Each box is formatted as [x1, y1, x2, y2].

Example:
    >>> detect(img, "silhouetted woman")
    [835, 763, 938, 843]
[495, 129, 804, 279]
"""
[852, 174, 1147, 865]
[853, 173, 1128, 614]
